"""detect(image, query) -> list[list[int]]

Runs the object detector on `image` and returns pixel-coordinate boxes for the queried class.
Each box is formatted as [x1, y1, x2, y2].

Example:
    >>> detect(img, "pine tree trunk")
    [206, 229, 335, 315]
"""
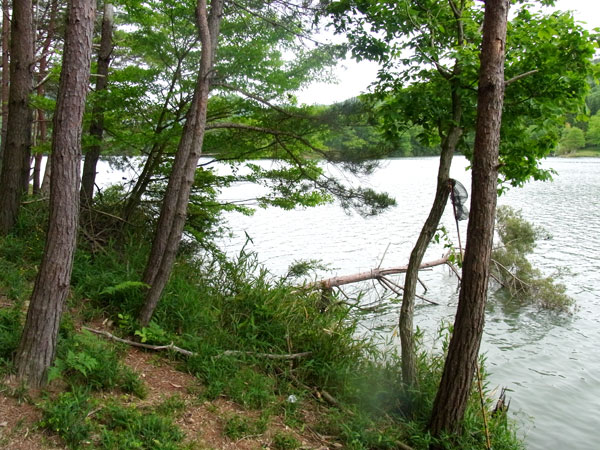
[33, 0, 58, 196]
[0, 0, 9, 170]
[138, 0, 224, 326]
[0, 0, 34, 235]
[80, 2, 113, 208]
[429, 0, 509, 435]
[14, 0, 96, 388]
[32, 153, 42, 194]
[41, 156, 51, 195]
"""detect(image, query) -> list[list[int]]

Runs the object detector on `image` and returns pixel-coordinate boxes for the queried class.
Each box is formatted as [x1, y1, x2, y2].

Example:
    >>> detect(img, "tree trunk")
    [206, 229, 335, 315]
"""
[32, 154, 42, 194]
[0, 0, 9, 170]
[398, 2, 468, 388]
[399, 85, 463, 387]
[314, 252, 451, 289]
[120, 140, 167, 222]
[41, 155, 51, 195]
[0, 0, 34, 235]
[121, 54, 187, 223]
[429, 0, 509, 436]
[33, 0, 58, 196]
[14, 0, 95, 388]
[138, 0, 224, 326]
[80, 2, 114, 209]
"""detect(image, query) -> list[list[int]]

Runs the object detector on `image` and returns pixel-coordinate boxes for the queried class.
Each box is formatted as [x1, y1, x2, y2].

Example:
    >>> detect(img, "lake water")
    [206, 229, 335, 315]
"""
[215, 156, 600, 450]
[96, 155, 600, 449]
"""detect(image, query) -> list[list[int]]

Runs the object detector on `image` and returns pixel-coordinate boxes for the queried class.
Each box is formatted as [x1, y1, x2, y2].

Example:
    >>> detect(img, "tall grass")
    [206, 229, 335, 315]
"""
[0, 202, 524, 449]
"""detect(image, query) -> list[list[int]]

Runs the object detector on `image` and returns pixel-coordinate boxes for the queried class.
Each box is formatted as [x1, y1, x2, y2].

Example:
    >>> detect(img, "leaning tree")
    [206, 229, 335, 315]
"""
[14, 0, 96, 387]
[328, 0, 595, 388]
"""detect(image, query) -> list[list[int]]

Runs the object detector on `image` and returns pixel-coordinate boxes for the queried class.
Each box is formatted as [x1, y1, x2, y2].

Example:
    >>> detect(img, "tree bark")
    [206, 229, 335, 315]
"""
[0, 0, 34, 234]
[80, 2, 114, 208]
[14, 0, 95, 388]
[0, 0, 9, 170]
[138, 0, 224, 327]
[429, 0, 509, 436]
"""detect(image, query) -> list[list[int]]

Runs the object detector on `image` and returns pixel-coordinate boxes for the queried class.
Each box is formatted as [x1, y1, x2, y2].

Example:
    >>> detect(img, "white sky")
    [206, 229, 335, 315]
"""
[297, 0, 600, 105]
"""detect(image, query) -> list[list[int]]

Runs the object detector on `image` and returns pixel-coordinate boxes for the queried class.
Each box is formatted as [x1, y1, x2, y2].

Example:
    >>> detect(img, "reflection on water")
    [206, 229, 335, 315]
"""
[219, 156, 600, 450]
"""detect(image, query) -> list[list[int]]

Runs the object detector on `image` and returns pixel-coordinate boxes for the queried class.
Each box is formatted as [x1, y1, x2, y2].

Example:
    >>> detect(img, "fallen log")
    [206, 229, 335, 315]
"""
[312, 251, 452, 290]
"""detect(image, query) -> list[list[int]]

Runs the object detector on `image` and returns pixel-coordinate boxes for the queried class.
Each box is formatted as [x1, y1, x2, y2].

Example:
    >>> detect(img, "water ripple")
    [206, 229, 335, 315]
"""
[218, 156, 600, 450]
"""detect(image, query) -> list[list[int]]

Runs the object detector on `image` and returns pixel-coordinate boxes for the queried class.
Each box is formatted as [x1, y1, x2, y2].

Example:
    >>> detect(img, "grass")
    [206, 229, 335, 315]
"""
[0, 201, 526, 449]
[48, 328, 147, 398]
[38, 392, 185, 449]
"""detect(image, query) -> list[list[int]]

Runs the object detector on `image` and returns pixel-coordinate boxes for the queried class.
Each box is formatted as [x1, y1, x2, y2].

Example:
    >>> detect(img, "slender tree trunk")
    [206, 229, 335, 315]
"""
[80, 1, 113, 208]
[40, 153, 51, 194]
[121, 140, 167, 222]
[398, 2, 467, 388]
[32, 153, 42, 194]
[121, 54, 187, 223]
[399, 85, 462, 387]
[0, 0, 34, 235]
[0, 0, 9, 170]
[33, 0, 58, 196]
[14, 0, 95, 388]
[138, 0, 223, 326]
[429, 0, 509, 436]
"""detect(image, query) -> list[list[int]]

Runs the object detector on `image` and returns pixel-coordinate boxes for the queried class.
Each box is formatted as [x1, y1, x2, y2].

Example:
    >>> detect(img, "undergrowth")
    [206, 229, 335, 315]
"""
[0, 201, 525, 449]
[39, 390, 184, 449]
[492, 206, 573, 311]
[49, 327, 146, 398]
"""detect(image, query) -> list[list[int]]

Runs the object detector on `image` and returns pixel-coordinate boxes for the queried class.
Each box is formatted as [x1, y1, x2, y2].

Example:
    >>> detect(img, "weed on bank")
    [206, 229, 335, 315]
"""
[0, 202, 524, 449]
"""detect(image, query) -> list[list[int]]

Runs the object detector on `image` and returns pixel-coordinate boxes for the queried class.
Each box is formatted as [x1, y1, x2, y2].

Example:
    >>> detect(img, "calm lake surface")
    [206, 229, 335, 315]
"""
[97, 156, 599, 449]
[216, 156, 600, 450]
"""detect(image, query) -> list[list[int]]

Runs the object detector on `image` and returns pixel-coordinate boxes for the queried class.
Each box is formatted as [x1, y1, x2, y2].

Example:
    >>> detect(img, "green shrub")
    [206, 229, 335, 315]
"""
[0, 307, 22, 361]
[39, 388, 93, 449]
[223, 413, 269, 440]
[99, 402, 184, 450]
[223, 415, 253, 440]
[272, 431, 301, 450]
[50, 330, 145, 397]
[227, 367, 276, 409]
[492, 206, 573, 311]
[98, 280, 149, 316]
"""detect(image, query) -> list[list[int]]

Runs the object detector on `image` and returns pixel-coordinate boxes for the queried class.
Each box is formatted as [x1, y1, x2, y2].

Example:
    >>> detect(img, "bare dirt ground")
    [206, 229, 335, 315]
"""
[0, 345, 336, 449]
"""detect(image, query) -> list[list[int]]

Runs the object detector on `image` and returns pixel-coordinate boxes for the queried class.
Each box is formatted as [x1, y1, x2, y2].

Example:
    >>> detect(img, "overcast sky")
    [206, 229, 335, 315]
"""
[297, 0, 600, 105]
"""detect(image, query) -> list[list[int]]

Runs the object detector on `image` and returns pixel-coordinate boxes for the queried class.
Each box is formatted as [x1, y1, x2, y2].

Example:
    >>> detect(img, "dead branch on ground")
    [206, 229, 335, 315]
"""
[82, 326, 311, 360]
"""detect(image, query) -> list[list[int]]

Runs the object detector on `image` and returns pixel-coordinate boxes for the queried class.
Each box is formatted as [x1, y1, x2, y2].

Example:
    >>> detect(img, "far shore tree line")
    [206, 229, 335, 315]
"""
[0, 0, 596, 444]
[557, 112, 600, 155]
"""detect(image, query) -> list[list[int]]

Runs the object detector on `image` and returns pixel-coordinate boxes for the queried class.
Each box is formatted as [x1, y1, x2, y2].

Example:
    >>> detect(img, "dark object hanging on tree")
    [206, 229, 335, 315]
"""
[449, 179, 469, 263]
[450, 179, 469, 221]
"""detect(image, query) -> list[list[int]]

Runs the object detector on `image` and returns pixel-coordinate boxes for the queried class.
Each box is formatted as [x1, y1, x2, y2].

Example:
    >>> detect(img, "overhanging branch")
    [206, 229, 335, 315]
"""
[505, 69, 538, 87]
